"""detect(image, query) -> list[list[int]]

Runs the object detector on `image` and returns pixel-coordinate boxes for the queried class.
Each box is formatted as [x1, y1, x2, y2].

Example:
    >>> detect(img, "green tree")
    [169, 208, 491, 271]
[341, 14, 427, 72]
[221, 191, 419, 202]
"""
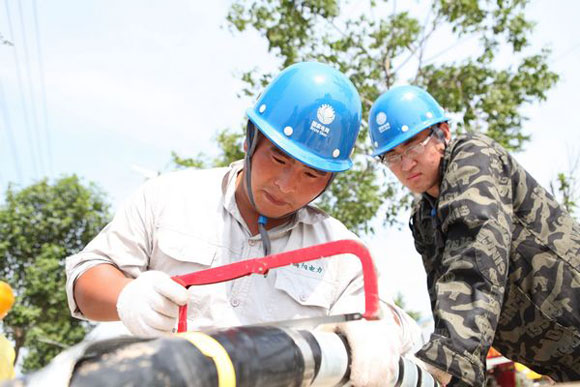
[171, 129, 245, 170]
[0, 176, 110, 371]
[174, 0, 558, 234]
[550, 153, 579, 220]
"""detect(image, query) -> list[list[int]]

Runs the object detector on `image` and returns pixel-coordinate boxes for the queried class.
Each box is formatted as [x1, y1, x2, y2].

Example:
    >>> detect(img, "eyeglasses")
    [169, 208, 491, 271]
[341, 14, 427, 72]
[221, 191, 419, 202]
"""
[379, 131, 435, 168]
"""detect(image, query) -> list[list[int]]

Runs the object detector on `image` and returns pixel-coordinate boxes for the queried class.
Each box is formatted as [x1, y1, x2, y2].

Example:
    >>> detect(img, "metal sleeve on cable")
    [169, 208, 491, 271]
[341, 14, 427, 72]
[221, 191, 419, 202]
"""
[280, 328, 315, 387]
[307, 331, 349, 387]
[394, 356, 441, 387]
[178, 332, 236, 387]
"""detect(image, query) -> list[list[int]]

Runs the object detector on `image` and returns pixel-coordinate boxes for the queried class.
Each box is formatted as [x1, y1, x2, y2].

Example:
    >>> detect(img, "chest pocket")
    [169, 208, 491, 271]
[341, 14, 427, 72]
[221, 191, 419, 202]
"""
[152, 227, 217, 275]
[274, 268, 336, 310]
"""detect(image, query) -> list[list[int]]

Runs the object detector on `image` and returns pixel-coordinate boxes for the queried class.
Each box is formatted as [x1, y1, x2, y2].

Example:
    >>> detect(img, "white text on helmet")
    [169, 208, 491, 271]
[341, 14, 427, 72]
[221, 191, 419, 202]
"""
[310, 121, 330, 137]
[378, 122, 391, 133]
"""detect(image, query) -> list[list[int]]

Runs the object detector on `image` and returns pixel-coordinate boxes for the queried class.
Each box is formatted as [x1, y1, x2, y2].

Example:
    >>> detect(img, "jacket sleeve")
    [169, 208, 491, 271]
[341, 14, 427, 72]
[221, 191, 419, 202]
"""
[65, 179, 156, 318]
[415, 137, 513, 385]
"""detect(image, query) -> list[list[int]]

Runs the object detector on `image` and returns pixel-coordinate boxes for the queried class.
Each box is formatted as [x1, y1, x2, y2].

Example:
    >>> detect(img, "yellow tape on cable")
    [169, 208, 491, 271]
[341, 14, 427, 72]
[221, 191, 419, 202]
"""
[178, 332, 236, 387]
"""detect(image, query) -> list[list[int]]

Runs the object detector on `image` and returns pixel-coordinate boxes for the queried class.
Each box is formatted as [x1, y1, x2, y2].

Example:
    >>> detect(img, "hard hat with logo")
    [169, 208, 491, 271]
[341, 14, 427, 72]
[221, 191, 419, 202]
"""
[246, 61, 362, 172]
[369, 85, 448, 157]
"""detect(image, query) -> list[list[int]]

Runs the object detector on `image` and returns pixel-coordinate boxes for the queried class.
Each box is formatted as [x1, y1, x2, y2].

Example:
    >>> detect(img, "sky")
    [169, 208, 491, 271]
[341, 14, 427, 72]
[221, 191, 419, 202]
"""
[1, 0, 580, 324]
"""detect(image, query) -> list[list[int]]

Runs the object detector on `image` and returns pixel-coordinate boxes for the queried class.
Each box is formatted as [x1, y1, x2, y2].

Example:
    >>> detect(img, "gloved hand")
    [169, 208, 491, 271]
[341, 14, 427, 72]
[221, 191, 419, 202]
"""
[116, 270, 189, 337]
[323, 317, 403, 387]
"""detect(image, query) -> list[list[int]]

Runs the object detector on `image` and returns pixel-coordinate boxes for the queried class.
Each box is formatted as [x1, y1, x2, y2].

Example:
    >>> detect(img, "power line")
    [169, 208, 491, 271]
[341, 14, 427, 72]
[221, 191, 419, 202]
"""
[17, 0, 46, 176]
[1, 32, 14, 45]
[553, 41, 580, 64]
[32, 0, 53, 176]
[422, 35, 477, 66]
[4, 0, 40, 179]
[0, 79, 24, 181]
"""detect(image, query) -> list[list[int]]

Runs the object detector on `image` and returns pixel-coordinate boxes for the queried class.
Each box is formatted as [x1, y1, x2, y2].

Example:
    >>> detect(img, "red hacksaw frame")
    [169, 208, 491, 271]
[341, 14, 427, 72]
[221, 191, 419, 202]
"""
[172, 239, 380, 332]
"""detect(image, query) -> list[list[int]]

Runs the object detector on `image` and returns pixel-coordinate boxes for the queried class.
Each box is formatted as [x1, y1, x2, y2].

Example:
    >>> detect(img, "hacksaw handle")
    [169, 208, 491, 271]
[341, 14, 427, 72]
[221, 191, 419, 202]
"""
[172, 276, 189, 332]
[178, 305, 188, 332]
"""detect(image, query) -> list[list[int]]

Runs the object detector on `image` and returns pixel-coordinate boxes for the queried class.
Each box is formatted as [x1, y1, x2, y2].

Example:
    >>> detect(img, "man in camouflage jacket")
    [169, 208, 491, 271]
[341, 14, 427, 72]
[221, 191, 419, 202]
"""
[368, 85, 580, 386]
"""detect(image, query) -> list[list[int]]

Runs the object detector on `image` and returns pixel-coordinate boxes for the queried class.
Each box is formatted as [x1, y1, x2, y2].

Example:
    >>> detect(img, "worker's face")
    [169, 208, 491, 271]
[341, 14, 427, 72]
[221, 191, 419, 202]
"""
[386, 124, 450, 197]
[247, 136, 331, 218]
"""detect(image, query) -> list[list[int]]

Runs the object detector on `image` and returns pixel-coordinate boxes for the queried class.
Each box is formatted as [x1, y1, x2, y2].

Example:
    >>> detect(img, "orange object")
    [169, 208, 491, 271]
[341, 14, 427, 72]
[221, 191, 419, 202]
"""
[0, 282, 14, 319]
[487, 347, 502, 358]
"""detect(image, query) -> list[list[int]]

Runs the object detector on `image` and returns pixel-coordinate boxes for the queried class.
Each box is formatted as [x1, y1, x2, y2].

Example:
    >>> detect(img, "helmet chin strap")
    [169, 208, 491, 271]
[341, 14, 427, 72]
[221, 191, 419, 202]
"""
[244, 121, 334, 257]
[244, 121, 272, 256]
[434, 123, 450, 143]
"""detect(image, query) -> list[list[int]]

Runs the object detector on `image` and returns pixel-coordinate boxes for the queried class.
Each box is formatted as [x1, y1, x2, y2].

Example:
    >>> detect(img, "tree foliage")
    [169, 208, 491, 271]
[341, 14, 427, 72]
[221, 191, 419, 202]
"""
[0, 176, 110, 371]
[173, 0, 558, 235]
[550, 154, 579, 220]
[172, 129, 245, 170]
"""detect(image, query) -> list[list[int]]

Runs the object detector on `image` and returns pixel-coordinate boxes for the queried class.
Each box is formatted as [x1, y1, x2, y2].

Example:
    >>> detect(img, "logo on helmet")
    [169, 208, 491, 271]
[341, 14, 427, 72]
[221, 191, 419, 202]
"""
[376, 112, 387, 126]
[317, 104, 335, 125]
[376, 111, 391, 133]
[310, 104, 335, 137]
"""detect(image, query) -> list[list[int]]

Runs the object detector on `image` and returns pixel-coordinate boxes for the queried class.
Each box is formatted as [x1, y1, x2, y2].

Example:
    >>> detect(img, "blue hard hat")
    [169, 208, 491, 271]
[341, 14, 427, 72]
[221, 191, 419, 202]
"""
[369, 85, 448, 157]
[246, 62, 362, 172]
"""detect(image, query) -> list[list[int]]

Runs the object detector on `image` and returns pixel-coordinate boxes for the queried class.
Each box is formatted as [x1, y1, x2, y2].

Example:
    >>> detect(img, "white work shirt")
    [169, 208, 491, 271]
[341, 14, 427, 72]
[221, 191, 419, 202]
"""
[66, 161, 372, 330]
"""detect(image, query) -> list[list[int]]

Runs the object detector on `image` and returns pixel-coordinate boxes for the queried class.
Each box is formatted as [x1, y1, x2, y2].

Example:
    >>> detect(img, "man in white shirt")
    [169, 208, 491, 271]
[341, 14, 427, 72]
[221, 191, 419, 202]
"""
[66, 62, 421, 386]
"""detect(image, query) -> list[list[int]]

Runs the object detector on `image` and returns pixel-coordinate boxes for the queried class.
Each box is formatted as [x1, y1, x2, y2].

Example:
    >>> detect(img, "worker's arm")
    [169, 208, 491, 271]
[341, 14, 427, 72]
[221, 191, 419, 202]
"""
[74, 264, 132, 320]
[414, 135, 513, 385]
[66, 178, 156, 320]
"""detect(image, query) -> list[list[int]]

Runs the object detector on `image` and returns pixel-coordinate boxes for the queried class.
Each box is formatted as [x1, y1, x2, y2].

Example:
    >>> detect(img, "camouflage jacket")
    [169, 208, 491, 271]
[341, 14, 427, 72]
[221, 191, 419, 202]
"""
[410, 133, 580, 385]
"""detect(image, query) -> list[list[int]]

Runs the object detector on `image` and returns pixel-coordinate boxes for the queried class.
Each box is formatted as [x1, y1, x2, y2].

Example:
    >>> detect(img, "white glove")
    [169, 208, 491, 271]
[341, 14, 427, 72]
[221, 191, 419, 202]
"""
[116, 270, 189, 337]
[327, 317, 403, 387]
